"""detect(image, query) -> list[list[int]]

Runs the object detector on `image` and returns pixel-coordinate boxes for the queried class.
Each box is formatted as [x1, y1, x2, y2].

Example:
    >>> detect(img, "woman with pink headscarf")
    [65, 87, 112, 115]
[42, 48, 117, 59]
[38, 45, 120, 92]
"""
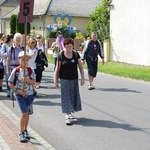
[56, 33, 65, 51]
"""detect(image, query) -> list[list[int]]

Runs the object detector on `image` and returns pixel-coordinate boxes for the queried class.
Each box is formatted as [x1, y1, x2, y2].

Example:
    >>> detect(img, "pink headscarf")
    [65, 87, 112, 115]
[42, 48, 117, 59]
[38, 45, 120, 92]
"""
[56, 34, 65, 51]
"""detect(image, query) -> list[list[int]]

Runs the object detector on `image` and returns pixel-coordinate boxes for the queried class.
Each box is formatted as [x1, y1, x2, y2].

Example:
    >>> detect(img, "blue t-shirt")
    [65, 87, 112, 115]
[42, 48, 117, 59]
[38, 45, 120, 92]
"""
[7, 45, 23, 69]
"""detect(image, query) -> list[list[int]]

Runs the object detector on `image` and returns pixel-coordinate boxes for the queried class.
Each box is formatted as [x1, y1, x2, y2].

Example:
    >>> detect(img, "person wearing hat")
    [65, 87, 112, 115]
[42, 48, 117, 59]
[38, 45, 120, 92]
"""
[8, 51, 36, 142]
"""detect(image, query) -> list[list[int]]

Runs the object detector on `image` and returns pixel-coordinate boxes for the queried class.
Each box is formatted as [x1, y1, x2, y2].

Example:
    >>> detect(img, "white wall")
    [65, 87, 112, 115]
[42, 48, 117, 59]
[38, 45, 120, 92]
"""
[110, 0, 150, 66]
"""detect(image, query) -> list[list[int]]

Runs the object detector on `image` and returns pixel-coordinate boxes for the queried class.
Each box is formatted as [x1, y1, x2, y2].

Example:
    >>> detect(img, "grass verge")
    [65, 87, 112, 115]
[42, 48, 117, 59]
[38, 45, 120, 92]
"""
[48, 54, 150, 82]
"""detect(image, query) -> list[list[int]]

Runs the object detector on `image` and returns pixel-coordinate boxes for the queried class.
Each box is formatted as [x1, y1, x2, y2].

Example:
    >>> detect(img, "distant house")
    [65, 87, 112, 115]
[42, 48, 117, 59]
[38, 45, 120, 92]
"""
[110, 0, 150, 66]
[1, 0, 102, 37]
[0, 0, 20, 33]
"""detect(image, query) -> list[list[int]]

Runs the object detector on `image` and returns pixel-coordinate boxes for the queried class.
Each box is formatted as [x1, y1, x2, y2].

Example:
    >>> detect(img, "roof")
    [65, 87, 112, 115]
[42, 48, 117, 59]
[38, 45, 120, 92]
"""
[0, 0, 6, 5]
[2, 0, 51, 18]
[47, 0, 102, 17]
[0, 0, 20, 7]
[2, 0, 101, 18]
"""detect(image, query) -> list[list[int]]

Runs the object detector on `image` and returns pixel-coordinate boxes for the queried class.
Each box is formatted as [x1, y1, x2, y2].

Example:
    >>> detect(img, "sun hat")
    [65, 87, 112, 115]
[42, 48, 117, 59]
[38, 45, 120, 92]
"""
[18, 51, 30, 58]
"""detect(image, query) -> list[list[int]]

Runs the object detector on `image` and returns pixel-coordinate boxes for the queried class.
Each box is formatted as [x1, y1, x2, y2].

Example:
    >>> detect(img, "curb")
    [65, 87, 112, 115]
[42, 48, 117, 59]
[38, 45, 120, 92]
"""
[0, 101, 56, 150]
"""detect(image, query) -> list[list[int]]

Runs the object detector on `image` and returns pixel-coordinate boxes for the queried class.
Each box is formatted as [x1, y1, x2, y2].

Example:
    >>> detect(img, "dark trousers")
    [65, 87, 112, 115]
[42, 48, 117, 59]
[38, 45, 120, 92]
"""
[35, 67, 43, 82]
[86, 57, 98, 77]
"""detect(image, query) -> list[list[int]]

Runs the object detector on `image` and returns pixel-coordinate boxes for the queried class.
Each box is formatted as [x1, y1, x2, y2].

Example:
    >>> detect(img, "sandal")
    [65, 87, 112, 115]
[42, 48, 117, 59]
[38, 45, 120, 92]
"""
[91, 85, 95, 89]
[88, 86, 93, 90]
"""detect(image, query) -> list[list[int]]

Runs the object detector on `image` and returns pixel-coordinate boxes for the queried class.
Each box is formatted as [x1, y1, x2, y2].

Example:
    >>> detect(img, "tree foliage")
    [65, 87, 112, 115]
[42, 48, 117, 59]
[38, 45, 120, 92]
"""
[86, 0, 110, 42]
[47, 23, 76, 39]
[10, 14, 17, 34]
[16, 14, 30, 34]
[10, 14, 31, 35]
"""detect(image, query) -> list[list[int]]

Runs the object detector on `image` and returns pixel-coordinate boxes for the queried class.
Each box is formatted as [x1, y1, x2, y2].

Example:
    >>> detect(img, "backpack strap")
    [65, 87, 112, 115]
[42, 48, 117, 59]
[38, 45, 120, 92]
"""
[11, 46, 15, 60]
[26, 66, 32, 79]
[73, 50, 78, 59]
[14, 66, 32, 84]
[14, 66, 21, 85]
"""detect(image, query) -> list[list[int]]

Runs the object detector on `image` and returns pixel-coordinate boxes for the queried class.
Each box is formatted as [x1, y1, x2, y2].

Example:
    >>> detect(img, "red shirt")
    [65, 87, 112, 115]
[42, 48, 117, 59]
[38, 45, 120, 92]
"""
[93, 41, 97, 56]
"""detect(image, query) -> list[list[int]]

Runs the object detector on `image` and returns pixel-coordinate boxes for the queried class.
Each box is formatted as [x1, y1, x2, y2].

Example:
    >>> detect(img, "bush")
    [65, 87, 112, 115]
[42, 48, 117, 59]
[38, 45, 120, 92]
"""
[86, 0, 110, 42]
[10, 14, 17, 34]
[47, 23, 77, 39]
[47, 31, 57, 38]
[16, 14, 30, 34]
[10, 14, 31, 35]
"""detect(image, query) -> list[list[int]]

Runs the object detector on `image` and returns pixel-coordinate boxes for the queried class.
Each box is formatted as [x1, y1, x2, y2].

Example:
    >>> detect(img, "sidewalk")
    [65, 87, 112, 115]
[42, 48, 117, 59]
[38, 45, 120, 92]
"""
[0, 99, 56, 150]
[0, 102, 37, 150]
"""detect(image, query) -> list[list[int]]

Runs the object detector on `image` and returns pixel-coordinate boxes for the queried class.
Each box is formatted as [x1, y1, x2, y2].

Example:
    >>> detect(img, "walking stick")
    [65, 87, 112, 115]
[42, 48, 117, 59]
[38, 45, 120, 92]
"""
[22, 17, 27, 96]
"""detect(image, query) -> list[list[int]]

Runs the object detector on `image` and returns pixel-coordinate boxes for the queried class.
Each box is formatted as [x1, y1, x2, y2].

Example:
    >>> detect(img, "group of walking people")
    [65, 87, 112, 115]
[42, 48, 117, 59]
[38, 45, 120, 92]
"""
[0, 31, 104, 142]
[0, 33, 48, 142]
[0, 33, 48, 97]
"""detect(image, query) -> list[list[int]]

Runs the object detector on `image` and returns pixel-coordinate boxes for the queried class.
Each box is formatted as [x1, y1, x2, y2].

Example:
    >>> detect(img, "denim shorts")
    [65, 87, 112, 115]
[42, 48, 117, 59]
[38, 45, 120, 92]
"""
[15, 94, 34, 115]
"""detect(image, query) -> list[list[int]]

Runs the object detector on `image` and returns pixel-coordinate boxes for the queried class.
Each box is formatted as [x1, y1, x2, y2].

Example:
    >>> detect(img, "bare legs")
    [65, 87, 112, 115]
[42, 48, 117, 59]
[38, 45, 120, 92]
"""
[20, 113, 29, 133]
[88, 76, 94, 86]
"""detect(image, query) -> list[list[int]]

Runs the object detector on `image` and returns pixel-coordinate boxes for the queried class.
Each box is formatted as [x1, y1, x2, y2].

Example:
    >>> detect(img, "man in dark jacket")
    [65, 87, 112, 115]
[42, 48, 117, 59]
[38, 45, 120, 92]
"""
[81, 31, 104, 90]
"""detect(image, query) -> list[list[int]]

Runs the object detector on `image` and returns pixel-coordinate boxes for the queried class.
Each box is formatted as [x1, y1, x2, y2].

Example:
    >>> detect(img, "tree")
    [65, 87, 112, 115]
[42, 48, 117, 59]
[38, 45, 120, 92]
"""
[86, 0, 110, 42]
[10, 14, 31, 35]
[16, 14, 31, 34]
[10, 14, 17, 34]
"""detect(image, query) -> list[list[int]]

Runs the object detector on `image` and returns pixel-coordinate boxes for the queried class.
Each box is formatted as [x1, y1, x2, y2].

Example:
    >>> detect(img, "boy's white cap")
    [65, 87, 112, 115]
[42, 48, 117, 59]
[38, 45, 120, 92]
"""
[18, 51, 30, 58]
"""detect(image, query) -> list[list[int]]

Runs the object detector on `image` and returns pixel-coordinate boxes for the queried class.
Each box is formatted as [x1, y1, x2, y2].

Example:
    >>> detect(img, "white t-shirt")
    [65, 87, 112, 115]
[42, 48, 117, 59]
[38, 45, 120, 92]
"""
[37, 44, 47, 53]
[28, 48, 37, 69]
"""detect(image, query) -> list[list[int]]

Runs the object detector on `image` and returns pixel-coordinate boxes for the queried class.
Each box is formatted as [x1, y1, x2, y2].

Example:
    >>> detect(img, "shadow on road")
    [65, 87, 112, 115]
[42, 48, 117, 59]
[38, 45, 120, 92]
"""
[96, 88, 141, 93]
[35, 93, 60, 99]
[0, 95, 12, 101]
[74, 117, 142, 131]
[33, 100, 61, 106]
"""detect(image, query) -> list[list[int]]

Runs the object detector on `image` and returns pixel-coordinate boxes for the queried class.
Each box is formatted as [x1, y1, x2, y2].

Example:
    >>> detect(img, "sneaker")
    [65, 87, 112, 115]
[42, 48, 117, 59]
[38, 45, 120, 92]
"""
[69, 113, 75, 119]
[19, 132, 27, 142]
[24, 130, 30, 139]
[66, 118, 72, 125]
[36, 85, 40, 89]
[91, 85, 95, 89]
[88, 85, 95, 90]
[66, 115, 72, 125]
[6, 91, 10, 97]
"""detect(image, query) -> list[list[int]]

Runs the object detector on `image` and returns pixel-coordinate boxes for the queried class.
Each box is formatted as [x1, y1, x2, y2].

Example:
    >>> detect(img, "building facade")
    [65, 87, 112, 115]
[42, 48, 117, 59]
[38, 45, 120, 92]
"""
[110, 0, 150, 66]
[2, 0, 101, 38]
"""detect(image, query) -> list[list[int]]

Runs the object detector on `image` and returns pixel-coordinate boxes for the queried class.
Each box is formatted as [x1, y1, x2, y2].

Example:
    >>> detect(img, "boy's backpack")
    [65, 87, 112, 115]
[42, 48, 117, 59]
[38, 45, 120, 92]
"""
[14, 66, 32, 85]
[12, 66, 32, 108]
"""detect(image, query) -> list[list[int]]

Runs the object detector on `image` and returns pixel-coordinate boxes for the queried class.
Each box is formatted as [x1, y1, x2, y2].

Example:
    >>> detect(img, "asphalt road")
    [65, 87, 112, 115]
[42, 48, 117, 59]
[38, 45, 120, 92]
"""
[1, 63, 150, 150]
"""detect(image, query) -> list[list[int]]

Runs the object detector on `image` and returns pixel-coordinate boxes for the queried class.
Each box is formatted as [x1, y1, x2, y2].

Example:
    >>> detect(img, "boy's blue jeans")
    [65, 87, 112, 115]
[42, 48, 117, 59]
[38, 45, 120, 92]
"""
[15, 94, 34, 115]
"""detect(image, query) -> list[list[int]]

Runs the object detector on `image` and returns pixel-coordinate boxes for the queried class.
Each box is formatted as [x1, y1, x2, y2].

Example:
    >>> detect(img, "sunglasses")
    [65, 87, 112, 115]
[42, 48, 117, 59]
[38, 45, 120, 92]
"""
[36, 37, 41, 39]
[31, 42, 35, 44]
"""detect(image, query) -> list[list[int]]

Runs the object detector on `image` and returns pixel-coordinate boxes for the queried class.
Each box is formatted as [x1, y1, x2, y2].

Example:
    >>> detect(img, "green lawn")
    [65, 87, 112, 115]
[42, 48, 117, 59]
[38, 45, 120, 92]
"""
[48, 54, 150, 82]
